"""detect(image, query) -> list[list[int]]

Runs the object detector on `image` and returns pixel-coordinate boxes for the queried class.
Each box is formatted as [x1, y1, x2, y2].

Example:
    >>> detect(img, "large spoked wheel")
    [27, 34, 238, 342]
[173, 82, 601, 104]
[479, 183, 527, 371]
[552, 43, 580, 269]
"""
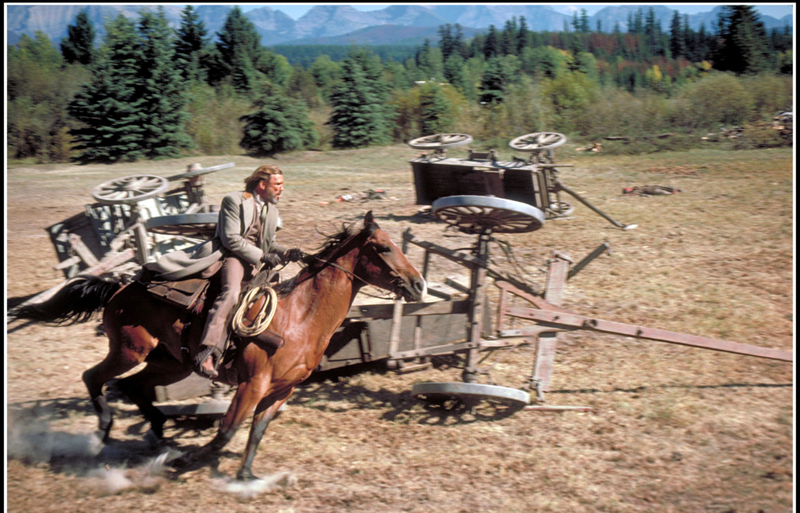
[166, 162, 235, 182]
[408, 133, 473, 150]
[145, 213, 218, 238]
[509, 132, 567, 152]
[413, 382, 530, 411]
[432, 195, 545, 234]
[92, 175, 170, 205]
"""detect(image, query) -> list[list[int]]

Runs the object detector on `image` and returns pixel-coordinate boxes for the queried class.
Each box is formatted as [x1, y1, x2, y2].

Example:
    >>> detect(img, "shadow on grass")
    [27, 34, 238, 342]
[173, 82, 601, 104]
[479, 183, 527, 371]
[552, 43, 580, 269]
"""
[7, 396, 239, 480]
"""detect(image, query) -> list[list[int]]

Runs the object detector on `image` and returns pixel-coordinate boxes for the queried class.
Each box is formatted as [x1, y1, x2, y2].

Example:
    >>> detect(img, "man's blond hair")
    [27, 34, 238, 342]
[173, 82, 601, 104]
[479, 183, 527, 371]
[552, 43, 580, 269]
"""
[244, 164, 283, 192]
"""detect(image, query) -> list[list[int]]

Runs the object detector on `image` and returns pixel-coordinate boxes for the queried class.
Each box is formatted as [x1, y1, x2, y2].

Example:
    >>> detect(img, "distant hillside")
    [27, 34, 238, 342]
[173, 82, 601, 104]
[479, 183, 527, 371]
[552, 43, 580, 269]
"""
[7, 4, 792, 48]
[280, 24, 482, 46]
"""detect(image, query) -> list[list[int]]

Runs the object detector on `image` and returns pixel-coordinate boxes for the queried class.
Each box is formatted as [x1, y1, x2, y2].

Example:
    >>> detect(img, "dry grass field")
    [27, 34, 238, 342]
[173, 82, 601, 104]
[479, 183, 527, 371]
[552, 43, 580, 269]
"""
[5, 143, 794, 512]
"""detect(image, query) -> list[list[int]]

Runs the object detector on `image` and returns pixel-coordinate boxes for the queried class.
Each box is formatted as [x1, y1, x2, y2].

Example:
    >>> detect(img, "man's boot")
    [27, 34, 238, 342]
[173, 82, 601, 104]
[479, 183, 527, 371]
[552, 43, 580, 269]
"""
[193, 345, 222, 379]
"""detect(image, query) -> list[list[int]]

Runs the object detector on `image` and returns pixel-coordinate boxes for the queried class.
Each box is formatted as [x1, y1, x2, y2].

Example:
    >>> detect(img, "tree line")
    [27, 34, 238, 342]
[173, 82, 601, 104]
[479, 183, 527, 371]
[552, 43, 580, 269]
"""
[7, 5, 793, 163]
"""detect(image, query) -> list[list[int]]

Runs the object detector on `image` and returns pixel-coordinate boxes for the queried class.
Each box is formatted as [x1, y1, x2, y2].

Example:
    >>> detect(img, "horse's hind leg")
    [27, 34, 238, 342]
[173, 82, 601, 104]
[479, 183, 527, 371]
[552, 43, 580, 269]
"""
[84, 323, 160, 442]
[237, 389, 294, 481]
[116, 358, 192, 440]
[82, 353, 140, 442]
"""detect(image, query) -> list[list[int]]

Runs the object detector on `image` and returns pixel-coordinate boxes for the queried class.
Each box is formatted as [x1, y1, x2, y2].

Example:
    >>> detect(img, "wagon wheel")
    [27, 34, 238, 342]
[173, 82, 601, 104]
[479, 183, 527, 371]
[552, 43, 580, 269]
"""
[408, 133, 473, 150]
[145, 213, 218, 238]
[432, 195, 545, 234]
[92, 175, 170, 205]
[166, 162, 235, 182]
[546, 200, 575, 219]
[412, 382, 530, 411]
[508, 132, 567, 152]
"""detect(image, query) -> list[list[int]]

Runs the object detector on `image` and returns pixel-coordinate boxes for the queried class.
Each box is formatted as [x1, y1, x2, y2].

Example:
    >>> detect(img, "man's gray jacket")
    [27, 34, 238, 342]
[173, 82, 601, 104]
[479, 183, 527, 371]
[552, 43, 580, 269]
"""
[144, 190, 286, 281]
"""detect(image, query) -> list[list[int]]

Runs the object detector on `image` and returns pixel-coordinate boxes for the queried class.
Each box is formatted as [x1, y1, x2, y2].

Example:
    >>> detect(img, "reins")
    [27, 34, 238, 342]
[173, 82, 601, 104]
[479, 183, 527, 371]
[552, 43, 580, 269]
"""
[233, 229, 399, 333]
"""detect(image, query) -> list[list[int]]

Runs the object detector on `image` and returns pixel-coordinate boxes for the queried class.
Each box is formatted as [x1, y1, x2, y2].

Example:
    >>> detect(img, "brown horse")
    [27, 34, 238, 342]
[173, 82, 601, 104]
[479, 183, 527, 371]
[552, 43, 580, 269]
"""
[13, 212, 426, 480]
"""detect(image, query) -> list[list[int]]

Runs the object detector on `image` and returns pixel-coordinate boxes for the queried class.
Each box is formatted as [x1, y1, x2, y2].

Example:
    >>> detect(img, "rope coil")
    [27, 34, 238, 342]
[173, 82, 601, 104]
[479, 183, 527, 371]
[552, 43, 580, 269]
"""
[231, 285, 278, 338]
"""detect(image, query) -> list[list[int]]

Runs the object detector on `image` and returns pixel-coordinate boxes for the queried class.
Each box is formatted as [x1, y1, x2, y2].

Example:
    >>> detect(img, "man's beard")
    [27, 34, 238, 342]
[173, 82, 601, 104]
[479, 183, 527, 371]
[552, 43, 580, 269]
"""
[268, 195, 280, 205]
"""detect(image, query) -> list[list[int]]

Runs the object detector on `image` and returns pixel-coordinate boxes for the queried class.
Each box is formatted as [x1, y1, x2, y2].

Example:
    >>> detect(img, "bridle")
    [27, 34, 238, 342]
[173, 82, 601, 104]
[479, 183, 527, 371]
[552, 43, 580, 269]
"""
[306, 229, 404, 299]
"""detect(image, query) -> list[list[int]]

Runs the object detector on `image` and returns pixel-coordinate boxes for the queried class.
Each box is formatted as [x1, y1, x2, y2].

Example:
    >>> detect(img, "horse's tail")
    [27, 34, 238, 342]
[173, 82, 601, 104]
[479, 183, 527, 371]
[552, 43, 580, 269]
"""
[11, 275, 122, 325]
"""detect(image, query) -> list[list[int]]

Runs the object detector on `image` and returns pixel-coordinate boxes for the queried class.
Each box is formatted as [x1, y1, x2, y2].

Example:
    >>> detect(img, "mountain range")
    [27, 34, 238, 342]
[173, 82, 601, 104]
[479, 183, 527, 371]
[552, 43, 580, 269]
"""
[7, 4, 793, 48]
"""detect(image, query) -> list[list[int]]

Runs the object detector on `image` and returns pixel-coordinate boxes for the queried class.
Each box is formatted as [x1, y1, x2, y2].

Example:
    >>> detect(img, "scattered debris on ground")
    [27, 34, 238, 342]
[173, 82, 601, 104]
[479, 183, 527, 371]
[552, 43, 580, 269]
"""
[576, 141, 603, 152]
[622, 185, 683, 196]
[320, 189, 392, 205]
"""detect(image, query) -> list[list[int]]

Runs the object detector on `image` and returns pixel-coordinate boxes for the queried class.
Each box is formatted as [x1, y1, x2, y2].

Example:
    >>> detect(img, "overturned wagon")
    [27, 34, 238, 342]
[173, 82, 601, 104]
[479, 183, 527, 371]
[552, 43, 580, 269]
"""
[320, 132, 792, 411]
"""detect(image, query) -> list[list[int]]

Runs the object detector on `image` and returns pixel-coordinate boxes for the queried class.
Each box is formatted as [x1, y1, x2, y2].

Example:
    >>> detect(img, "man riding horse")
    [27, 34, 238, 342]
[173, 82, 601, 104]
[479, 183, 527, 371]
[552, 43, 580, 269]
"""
[143, 164, 303, 379]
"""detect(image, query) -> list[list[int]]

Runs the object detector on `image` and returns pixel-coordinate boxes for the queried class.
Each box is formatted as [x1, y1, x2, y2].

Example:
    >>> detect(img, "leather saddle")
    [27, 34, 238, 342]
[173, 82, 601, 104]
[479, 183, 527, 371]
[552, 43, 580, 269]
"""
[140, 271, 285, 350]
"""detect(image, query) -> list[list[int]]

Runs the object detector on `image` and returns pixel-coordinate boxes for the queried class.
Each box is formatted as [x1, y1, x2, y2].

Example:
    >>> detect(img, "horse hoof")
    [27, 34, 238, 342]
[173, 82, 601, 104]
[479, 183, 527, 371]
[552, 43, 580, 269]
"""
[99, 420, 114, 444]
[236, 468, 259, 482]
[144, 429, 162, 448]
[169, 453, 192, 469]
[150, 420, 165, 440]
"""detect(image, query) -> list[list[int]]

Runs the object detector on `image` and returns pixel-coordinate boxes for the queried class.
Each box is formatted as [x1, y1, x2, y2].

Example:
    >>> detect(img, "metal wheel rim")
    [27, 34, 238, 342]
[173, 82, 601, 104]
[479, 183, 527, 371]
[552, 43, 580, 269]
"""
[408, 133, 474, 150]
[546, 200, 575, 219]
[145, 213, 218, 237]
[432, 195, 545, 234]
[166, 162, 235, 182]
[92, 175, 170, 205]
[509, 132, 567, 152]
[412, 382, 530, 406]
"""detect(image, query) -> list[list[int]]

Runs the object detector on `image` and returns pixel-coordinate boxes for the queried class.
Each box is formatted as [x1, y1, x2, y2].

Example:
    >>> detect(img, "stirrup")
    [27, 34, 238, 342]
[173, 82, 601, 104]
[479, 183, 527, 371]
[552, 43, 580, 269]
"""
[193, 345, 222, 379]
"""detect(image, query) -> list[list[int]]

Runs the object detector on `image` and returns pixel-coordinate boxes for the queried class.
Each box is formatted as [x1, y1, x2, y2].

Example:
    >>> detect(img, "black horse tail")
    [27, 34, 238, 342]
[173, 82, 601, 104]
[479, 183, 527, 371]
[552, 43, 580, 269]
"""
[11, 275, 122, 325]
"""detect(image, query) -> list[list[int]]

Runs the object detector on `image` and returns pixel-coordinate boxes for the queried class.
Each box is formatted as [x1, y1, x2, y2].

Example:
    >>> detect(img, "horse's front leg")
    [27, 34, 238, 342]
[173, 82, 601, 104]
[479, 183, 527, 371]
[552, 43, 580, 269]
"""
[237, 388, 294, 481]
[171, 377, 270, 468]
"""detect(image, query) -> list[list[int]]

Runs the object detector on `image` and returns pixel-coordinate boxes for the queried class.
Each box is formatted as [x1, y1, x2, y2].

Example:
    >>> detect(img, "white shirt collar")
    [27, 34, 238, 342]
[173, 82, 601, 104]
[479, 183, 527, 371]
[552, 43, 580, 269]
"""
[253, 193, 265, 210]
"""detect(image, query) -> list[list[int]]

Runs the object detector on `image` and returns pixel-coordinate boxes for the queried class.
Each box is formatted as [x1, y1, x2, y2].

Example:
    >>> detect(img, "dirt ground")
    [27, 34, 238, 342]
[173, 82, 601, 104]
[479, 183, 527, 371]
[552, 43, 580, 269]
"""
[5, 145, 794, 512]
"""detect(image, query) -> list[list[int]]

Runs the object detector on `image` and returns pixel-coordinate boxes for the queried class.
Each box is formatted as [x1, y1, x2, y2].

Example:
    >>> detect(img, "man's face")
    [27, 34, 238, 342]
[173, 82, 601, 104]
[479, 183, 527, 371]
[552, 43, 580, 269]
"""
[257, 174, 284, 205]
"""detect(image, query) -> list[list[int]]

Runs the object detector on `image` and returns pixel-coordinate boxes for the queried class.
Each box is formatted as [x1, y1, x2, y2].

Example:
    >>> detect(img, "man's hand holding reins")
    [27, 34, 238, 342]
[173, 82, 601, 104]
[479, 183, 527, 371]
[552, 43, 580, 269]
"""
[261, 252, 282, 268]
[283, 248, 305, 262]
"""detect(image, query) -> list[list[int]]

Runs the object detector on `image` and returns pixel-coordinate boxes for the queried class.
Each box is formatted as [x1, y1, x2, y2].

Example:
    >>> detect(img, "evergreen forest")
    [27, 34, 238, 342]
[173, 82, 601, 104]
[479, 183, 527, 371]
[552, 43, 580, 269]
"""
[7, 5, 794, 164]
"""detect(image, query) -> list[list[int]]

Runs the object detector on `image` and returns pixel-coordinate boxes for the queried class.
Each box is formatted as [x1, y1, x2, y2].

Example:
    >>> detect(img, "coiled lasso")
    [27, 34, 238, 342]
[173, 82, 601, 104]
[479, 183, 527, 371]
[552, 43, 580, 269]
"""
[231, 284, 278, 338]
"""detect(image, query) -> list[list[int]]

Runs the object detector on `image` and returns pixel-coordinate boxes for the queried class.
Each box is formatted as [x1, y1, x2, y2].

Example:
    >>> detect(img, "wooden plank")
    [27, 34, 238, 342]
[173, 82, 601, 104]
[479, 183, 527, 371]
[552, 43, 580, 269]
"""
[10, 248, 136, 313]
[402, 232, 485, 269]
[494, 279, 569, 313]
[444, 276, 470, 294]
[347, 299, 471, 319]
[504, 307, 794, 362]
[68, 233, 99, 267]
[53, 255, 81, 270]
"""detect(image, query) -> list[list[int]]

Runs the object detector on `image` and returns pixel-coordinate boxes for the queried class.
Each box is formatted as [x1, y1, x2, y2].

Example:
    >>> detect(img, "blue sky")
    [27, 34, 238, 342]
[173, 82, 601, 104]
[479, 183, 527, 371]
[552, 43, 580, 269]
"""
[240, 4, 794, 20]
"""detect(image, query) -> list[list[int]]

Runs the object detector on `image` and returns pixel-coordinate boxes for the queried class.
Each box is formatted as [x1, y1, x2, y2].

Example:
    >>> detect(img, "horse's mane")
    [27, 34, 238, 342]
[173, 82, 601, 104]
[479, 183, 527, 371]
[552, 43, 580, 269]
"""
[273, 221, 371, 297]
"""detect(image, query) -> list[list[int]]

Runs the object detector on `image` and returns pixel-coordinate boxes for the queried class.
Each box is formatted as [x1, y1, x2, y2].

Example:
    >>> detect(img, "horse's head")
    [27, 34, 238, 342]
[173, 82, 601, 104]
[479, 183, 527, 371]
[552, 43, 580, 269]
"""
[356, 211, 426, 302]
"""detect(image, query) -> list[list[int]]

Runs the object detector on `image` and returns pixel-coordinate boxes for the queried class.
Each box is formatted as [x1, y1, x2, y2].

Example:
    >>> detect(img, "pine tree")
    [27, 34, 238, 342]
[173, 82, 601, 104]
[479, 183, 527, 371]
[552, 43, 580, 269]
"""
[579, 9, 590, 33]
[61, 10, 95, 66]
[174, 5, 208, 83]
[484, 25, 500, 58]
[420, 83, 453, 135]
[454, 24, 469, 59]
[136, 8, 193, 159]
[214, 6, 265, 91]
[443, 54, 467, 93]
[517, 17, 530, 53]
[717, 6, 771, 74]
[669, 10, 686, 59]
[501, 18, 518, 55]
[438, 24, 456, 61]
[479, 57, 505, 105]
[328, 52, 393, 148]
[239, 85, 318, 155]
[68, 14, 145, 162]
